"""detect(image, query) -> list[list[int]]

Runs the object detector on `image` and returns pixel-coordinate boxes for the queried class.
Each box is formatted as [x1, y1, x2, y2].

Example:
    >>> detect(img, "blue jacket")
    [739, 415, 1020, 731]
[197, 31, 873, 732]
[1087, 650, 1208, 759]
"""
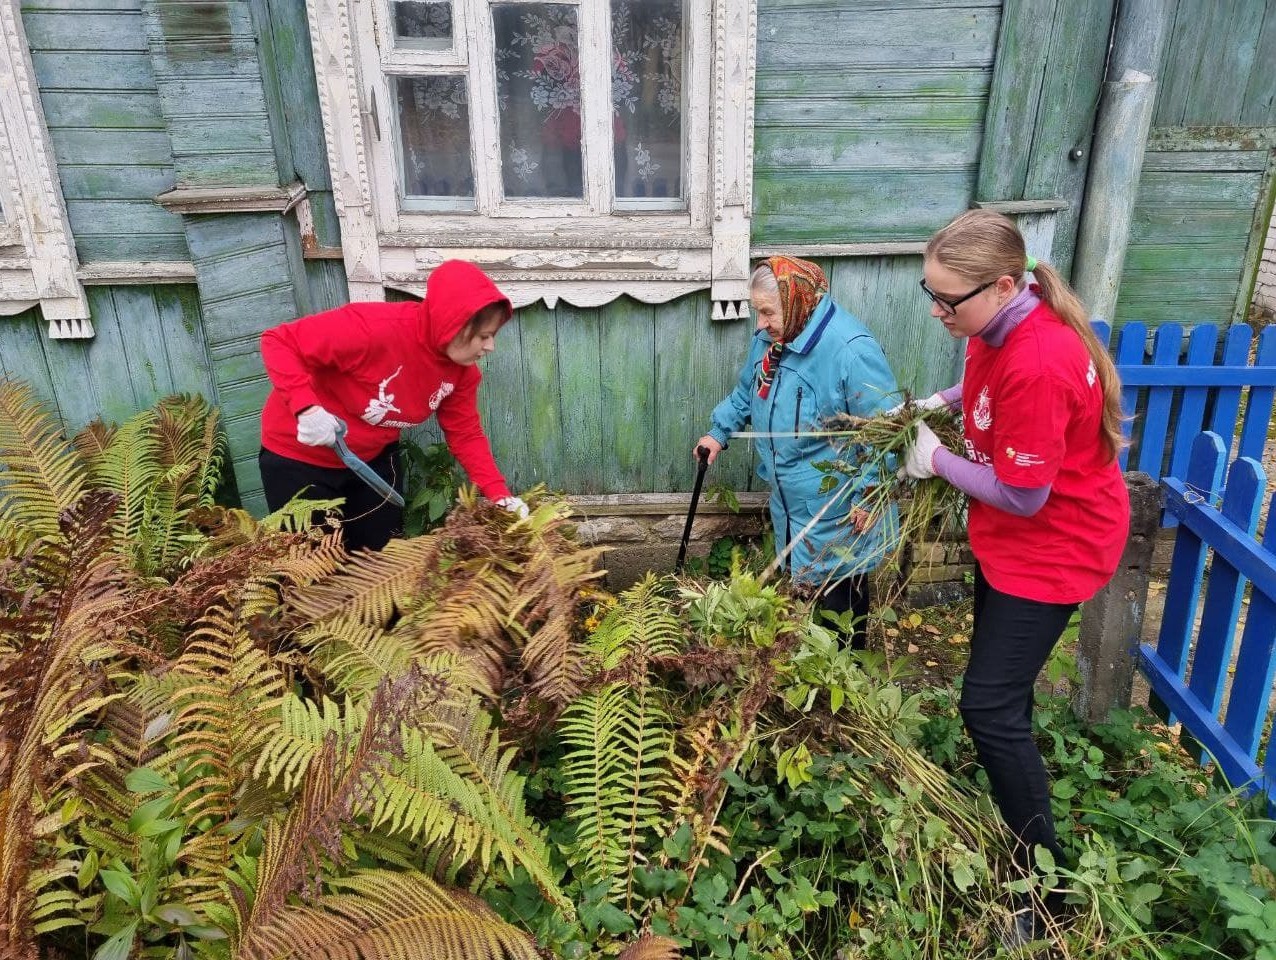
[708, 295, 900, 584]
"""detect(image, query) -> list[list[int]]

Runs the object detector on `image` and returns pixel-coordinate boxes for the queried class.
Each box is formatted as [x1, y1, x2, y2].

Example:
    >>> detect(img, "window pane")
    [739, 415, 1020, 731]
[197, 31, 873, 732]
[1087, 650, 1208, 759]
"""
[396, 76, 475, 201]
[393, 1, 453, 50]
[611, 0, 683, 200]
[492, 4, 583, 200]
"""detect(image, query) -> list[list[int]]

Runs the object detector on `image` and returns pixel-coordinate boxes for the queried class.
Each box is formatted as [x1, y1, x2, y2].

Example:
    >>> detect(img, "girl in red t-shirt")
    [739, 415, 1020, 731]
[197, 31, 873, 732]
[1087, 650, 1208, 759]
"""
[900, 210, 1129, 946]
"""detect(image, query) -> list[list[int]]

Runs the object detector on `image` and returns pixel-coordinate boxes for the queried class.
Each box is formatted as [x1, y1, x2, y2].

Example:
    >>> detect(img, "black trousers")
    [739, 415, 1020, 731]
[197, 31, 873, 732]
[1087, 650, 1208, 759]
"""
[962, 565, 1076, 898]
[259, 445, 404, 552]
[816, 574, 870, 651]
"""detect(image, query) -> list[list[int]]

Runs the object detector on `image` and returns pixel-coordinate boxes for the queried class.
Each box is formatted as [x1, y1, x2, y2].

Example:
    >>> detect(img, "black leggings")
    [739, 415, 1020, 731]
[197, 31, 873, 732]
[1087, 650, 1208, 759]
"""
[962, 565, 1076, 903]
[816, 574, 870, 650]
[259, 445, 404, 552]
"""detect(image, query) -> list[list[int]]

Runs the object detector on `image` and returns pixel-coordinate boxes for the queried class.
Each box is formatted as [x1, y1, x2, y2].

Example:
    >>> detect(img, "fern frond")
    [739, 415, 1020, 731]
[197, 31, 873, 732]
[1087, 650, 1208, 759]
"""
[289, 537, 448, 626]
[0, 379, 87, 542]
[92, 407, 161, 547]
[377, 696, 567, 909]
[71, 419, 116, 471]
[0, 493, 127, 958]
[237, 868, 540, 960]
[618, 935, 681, 960]
[558, 683, 632, 888]
[163, 608, 287, 826]
[588, 575, 683, 666]
[242, 672, 424, 936]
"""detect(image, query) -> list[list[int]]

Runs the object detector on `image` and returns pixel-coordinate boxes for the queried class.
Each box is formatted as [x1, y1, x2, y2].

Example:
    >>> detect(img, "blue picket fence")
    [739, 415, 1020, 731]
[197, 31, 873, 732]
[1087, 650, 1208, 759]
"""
[1093, 322, 1276, 507]
[1137, 432, 1276, 813]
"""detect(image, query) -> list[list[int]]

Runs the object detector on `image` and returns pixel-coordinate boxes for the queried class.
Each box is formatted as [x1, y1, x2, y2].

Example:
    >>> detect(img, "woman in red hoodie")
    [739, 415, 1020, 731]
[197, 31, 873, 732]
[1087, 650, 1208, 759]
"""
[258, 259, 527, 550]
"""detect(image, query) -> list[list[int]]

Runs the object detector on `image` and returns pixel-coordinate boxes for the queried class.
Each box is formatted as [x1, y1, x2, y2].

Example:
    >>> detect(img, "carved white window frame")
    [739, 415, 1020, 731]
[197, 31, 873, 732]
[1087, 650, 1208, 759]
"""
[0, 1, 89, 337]
[306, 0, 755, 314]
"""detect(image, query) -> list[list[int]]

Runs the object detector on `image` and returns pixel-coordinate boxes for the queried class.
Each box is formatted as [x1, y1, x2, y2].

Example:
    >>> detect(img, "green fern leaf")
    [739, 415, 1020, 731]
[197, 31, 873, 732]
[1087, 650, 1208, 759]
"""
[237, 868, 540, 960]
[0, 379, 87, 541]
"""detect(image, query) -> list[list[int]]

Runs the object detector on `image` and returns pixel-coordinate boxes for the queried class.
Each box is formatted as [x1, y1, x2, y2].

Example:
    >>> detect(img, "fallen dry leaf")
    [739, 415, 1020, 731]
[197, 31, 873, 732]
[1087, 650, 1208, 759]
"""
[906, 643, 920, 654]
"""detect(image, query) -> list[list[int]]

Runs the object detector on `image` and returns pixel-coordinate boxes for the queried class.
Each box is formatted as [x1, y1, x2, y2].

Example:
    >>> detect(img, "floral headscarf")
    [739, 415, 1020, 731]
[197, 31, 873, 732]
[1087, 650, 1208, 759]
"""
[767, 255, 829, 341]
[756, 256, 830, 399]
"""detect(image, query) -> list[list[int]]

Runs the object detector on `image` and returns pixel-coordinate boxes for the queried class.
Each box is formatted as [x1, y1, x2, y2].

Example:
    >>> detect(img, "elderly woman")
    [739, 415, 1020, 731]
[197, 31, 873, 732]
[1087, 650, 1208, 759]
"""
[694, 256, 899, 648]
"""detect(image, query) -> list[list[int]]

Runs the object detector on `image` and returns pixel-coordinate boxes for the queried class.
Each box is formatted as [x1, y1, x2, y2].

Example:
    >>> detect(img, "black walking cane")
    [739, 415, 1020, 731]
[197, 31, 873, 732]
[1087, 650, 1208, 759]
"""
[675, 446, 711, 574]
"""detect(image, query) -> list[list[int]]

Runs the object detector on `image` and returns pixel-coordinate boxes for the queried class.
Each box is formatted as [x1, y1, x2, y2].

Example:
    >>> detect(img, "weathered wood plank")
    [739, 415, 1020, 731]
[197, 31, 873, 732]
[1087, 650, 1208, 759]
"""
[692, 295, 754, 493]
[56, 164, 177, 200]
[757, 6, 998, 68]
[1122, 240, 1251, 276]
[1141, 150, 1270, 173]
[263, 0, 332, 189]
[1183, 0, 1265, 127]
[1154, 0, 1197, 127]
[153, 284, 217, 400]
[754, 96, 986, 126]
[477, 311, 530, 492]
[515, 302, 564, 489]
[48, 129, 175, 167]
[74, 231, 191, 263]
[39, 90, 166, 129]
[652, 295, 697, 492]
[217, 380, 271, 422]
[63, 198, 185, 236]
[1240, 3, 1276, 125]
[975, 0, 1057, 201]
[599, 297, 655, 493]
[555, 304, 604, 494]
[20, 11, 148, 51]
[29, 51, 156, 90]
[1135, 170, 1264, 206]
[1131, 206, 1257, 240]
[0, 310, 59, 416]
[754, 123, 981, 171]
[753, 171, 975, 244]
[755, 66, 990, 99]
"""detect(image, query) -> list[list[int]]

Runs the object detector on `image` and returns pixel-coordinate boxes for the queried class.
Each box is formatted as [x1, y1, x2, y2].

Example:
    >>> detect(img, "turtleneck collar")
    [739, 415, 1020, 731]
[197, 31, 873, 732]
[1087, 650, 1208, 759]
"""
[978, 283, 1040, 347]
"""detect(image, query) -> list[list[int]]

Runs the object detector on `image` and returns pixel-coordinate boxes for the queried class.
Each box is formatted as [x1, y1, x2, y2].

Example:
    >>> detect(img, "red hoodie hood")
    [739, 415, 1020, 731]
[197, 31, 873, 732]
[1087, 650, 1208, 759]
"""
[420, 260, 512, 354]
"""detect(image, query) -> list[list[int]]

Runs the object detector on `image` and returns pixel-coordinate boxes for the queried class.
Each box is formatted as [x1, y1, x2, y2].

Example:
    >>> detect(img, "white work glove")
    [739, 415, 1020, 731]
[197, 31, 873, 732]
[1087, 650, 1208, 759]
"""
[899, 420, 945, 480]
[296, 405, 342, 447]
[884, 392, 948, 417]
[497, 495, 530, 519]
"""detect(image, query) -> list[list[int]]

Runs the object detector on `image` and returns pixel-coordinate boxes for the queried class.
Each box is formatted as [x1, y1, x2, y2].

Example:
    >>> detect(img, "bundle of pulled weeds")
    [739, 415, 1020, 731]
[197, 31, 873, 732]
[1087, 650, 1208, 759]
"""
[821, 401, 968, 578]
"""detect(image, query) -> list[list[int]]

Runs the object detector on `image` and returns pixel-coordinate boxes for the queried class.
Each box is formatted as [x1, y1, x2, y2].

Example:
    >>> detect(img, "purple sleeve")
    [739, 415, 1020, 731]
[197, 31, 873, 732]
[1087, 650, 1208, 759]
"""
[933, 447, 1050, 516]
[938, 382, 963, 410]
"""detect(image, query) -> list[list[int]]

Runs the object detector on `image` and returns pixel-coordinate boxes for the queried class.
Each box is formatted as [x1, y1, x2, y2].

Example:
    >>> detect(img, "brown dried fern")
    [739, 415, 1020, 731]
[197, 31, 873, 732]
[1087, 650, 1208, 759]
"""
[0, 493, 129, 959]
[235, 868, 540, 960]
[618, 934, 682, 960]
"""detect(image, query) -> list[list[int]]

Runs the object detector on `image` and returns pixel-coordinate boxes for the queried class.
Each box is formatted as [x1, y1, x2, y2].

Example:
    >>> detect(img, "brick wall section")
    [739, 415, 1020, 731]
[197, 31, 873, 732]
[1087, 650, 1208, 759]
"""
[567, 492, 976, 605]
[1257, 211, 1276, 317]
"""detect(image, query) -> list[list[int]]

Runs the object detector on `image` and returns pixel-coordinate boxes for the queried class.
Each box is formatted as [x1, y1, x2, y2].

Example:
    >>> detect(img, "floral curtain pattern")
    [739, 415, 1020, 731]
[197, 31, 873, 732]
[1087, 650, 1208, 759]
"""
[393, 0, 453, 49]
[493, 4, 584, 198]
[611, 0, 683, 199]
[396, 75, 475, 199]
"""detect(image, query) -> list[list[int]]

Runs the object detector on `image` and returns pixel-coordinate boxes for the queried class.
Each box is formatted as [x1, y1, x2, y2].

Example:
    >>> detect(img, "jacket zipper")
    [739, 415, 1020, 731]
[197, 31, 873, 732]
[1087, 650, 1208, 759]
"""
[768, 370, 793, 560]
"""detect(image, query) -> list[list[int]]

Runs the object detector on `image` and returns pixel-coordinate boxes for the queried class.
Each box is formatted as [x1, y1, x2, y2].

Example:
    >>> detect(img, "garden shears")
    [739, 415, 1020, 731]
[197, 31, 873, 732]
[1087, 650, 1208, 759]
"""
[330, 418, 405, 508]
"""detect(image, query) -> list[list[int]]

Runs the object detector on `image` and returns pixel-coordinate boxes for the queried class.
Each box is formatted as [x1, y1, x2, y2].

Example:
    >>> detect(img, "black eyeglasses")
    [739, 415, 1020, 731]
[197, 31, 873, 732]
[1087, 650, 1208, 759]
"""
[918, 279, 993, 316]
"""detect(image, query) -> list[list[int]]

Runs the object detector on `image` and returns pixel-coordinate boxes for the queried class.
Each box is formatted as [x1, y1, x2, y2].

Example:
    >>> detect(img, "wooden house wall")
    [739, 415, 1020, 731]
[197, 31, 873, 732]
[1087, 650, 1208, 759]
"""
[1115, 0, 1276, 327]
[22, 0, 188, 262]
[0, 285, 214, 427]
[15, 0, 1272, 506]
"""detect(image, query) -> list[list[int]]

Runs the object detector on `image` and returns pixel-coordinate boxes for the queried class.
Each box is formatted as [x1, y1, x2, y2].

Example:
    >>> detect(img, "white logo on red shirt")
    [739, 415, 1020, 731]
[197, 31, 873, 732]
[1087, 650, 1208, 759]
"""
[1005, 446, 1045, 467]
[1086, 360, 1097, 387]
[429, 381, 454, 411]
[362, 366, 403, 425]
[972, 386, 992, 432]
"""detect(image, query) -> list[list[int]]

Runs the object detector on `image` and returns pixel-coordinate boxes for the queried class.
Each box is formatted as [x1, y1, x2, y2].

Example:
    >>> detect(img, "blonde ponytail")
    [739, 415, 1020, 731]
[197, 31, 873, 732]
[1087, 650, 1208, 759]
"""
[926, 210, 1127, 462]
